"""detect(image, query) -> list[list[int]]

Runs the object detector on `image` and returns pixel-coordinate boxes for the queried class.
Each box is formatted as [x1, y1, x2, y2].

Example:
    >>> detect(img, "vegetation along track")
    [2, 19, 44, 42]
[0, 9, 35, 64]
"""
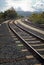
[8, 20, 44, 65]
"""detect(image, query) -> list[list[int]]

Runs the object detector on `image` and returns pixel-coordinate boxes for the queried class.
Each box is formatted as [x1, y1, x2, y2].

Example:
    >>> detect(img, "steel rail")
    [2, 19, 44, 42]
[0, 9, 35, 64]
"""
[8, 21, 44, 63]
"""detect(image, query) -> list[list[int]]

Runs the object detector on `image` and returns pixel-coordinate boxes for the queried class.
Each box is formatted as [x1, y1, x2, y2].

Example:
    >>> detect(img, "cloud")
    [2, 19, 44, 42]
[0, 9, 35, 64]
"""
[0, 0, 44, 12]
[33, 0, 44, 11]
[3, 0, 34, 12]
[0, 0, 7, 12]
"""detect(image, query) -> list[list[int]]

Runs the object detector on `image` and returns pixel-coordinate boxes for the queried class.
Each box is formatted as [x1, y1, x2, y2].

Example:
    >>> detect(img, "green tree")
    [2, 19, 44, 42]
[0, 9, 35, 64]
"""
[29, 12, 44, 24]
[4, 10, 18, 20]
[0, 12, 4, 23]
[0, 8, 18, 23]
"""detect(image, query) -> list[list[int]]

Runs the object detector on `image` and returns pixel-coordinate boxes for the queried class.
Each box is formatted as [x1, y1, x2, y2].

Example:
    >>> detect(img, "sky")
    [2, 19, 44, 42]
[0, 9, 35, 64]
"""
[0, 0, 44, 12]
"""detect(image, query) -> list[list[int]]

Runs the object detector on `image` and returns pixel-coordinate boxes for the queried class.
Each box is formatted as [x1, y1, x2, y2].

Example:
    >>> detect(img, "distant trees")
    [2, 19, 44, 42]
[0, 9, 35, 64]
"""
[0, 12, 4, 23]
[29, 12, 44, 24]
[0, 8, 18, 23]
[3, 10, 18, 20]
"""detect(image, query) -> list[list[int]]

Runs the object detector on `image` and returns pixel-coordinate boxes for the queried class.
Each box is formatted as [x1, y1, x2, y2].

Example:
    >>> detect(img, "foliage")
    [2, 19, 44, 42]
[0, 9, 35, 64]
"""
[0, 9, 18, 23]
[29, 12, 44, 24]
[0, 12, 4, 23]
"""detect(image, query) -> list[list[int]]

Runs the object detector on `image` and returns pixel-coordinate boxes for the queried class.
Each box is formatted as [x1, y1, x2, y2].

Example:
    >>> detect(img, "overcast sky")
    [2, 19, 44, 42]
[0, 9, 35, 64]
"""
[0, 0, 44, 12]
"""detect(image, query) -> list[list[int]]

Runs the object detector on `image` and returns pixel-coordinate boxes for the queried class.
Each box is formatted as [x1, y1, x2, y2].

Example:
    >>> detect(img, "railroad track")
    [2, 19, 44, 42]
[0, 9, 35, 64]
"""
[7, 20, 44, 65]
[13, 21, 44, 60]
[21, 19, 44, 30]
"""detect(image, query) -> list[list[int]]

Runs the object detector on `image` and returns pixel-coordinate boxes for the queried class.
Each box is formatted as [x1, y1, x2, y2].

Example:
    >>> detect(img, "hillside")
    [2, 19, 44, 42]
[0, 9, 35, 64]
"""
[17, 11, 32, 16]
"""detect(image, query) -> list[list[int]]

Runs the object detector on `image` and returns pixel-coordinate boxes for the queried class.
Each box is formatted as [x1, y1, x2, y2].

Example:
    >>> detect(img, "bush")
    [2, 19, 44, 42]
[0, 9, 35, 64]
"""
[0, 9, 18, 23]
[29, 12, 44, 24]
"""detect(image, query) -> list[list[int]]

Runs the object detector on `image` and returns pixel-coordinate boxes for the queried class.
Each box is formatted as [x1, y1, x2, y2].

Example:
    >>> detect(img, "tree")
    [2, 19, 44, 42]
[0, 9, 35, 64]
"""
[0, 12, 4, 23]
[0, 8, 18, 23]
[4, 9, 18, 20]
[29, 12, 44, 24]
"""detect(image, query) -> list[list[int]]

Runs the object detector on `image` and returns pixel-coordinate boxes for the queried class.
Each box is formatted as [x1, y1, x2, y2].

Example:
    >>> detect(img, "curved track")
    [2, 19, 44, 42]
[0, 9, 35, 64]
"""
[22, 19, 44, 30]
[8, 20, 44, 64]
